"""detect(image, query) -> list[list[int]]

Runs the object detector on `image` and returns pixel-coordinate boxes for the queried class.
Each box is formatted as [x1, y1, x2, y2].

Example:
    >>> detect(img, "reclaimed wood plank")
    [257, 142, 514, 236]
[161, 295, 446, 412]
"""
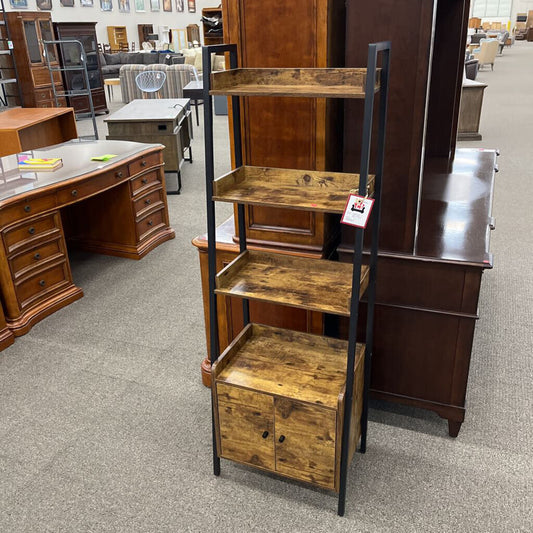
[213, 166, 375, 213]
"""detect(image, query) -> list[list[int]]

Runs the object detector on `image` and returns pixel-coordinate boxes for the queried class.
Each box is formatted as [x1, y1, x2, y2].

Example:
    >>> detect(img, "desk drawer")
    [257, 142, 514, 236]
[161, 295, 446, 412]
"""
[0, 196, 57, 227]
[133, 187, 164, 217]
[9, 238, 65, 281]
[3, 213, 61, 255]
[15, 262, 70, 310]
[130, 170, 162, 196]
[136, 207, 166, 242]
[34, 88, 52, 103]
[128, 152, 162, 176]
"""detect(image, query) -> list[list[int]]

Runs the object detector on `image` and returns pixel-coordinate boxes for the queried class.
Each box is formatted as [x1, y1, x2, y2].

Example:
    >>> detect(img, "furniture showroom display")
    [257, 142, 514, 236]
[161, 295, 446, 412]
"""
[105, 98, 193, 194]
[202, 41, 391, 516]
[4, 11, 66, 108]
[0, 139, 175, 339]
[195, 0, 496, 439]
[53, 22, 108, 115]
[0, 107, 77, 157]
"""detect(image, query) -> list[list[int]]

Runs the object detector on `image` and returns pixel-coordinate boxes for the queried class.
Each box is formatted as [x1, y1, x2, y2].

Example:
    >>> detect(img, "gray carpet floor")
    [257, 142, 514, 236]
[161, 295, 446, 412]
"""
[0, 42, 531, 532]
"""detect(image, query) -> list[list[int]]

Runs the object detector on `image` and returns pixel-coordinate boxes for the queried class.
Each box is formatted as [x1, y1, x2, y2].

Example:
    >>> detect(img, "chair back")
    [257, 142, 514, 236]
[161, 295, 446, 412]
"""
[135, 70, 167, 98]
[475, 39, 499, 67]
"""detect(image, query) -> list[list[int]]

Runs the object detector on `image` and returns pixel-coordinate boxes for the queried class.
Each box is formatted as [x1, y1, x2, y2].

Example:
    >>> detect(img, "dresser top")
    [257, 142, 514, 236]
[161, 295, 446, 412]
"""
[0, 139, 161, 203]
[104, 99, 190, 122]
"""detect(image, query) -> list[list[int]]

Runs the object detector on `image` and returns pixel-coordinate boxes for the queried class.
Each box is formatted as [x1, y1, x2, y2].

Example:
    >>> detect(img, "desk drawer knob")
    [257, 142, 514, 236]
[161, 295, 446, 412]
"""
[34, 253, 41, 260]
[262, 431, 269, 439]
[24, 205, 31, 213]
[116, 171, 123, 178]
[141, 160, 147, 167]
[71, 190, 78, 197]
[145, 198, 151, 205]
[141, 178, 148, 184]
[39, 279, 45, 287]
[147, 219, 153, 226]
[278, 435, 285, 443]
[28, 227, 35, 235]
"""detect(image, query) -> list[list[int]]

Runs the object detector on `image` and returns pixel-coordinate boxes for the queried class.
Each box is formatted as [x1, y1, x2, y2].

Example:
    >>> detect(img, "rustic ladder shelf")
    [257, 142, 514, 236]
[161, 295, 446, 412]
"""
[202, 42, 391, 516]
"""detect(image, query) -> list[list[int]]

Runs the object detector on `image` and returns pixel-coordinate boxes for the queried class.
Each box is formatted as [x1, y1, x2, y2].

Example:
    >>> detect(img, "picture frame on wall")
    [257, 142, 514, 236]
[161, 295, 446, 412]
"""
[175, 0, 183, 12]
[134, 0, 145, 12]
[60, 0, 74, 6]
[9, 0, 28, 7]
[150, 0, 159, 12]
[36, 0, 52, 9]
[118, 0, 130, 12]
[80, 0, 94, 5]
[187, 0, 195, 13]
[163, 0, 171, 12]
[100, 0, 112, 10]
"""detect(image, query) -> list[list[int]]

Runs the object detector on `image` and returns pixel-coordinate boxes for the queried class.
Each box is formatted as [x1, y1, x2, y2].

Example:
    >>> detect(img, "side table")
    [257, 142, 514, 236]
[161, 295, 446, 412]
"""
[104, 78, 121, 101]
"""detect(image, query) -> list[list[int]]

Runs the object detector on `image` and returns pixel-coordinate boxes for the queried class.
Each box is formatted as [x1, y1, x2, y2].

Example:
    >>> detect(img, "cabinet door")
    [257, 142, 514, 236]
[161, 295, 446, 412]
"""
[23, 21, 43, 64]
[38, 20, 57, 63]
[216, 384, 275, 470]
[274, 398, 336, 489]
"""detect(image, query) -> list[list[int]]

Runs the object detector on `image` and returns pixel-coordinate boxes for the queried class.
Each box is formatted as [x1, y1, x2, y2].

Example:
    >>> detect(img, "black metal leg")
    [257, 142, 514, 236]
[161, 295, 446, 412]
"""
[194, 99, 199, 126]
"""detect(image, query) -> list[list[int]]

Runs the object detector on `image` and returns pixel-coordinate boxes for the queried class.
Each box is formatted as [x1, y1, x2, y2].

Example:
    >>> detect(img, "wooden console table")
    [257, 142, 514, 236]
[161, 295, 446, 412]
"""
[0, 108, 78, 157]
[458, 78, 487, 141]
[0, 139, 175, 337]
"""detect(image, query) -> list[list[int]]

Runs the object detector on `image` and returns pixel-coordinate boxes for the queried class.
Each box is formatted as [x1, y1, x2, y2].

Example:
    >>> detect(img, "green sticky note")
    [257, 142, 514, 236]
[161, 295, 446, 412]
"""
[91, 154, 118, 161]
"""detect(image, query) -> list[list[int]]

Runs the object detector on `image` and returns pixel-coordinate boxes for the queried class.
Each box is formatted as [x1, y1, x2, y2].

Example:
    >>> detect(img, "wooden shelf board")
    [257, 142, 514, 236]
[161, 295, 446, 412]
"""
[213, 166, 375, 213]
[210, 68, 380, 98]
[215, 323, 364, 409]
[215, 250, 369, 316]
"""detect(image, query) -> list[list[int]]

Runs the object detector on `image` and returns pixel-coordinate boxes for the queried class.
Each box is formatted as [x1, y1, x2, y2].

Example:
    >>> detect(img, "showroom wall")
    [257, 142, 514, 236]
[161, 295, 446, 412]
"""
[4, 0, 217, 49]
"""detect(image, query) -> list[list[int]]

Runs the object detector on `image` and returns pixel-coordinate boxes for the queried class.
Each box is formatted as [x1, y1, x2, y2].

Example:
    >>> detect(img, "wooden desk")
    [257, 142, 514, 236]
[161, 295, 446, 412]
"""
[0, 108, 78, 157]
[0, 140, 175, 337]
[105, 99, 193, 194]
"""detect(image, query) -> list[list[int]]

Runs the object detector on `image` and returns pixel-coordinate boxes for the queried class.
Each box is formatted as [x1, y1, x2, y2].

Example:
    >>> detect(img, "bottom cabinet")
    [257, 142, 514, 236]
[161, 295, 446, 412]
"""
[212, 323, 364, 492]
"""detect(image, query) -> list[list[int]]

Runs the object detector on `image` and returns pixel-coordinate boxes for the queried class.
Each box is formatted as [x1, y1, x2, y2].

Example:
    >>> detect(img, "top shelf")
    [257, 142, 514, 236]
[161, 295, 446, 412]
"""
[210, 68, 380, 99]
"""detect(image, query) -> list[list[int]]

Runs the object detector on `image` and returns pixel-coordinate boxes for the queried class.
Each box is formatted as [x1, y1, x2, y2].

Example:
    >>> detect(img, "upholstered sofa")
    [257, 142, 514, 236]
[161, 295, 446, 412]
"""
[180, 47, 226, 76]
[99, 51, 184, 80]
[119, 63, 197, 103]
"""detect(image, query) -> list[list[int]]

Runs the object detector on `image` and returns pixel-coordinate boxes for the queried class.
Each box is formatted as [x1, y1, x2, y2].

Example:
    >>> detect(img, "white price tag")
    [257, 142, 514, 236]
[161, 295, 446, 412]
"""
[340, 194, 374, 228]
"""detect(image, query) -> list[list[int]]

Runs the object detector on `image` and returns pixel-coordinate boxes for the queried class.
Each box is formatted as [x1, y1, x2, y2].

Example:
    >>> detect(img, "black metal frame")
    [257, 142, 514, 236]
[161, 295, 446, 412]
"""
[202, 41, 391, 516]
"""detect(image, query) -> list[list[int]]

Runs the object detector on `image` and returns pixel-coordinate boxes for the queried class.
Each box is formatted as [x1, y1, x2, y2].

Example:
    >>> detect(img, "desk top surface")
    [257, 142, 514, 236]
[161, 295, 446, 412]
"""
[0, 107, 75, 131]
[104, 99, 190, 122]
[0, 139, 161, 203]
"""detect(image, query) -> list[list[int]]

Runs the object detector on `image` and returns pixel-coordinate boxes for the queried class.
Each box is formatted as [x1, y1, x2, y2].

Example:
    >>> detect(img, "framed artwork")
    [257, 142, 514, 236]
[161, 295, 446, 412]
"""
[187, 0, 195, 13]
[80, 0, 94, 5]
[118, 0, 130, 12]
[163, 0, 171, 12]
[150, 0, 159, 11]
[60, 0, 74, 5]
[175, 0, 183, 12]
[9, 0, 28, 7]
[135, 0, 145, 11]
[36, 0, 52, 9]
[100, 0, 112, 10]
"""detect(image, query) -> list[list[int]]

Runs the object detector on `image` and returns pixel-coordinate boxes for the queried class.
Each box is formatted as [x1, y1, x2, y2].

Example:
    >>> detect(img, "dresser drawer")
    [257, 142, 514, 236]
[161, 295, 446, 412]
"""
[34, 88, 52, 103]
[15, 262, 70, 310]
[128, 152, 162, 176]
[136, 207, 166, 242]
[130, 170, 162, 196]
[3, 213, 61, 255]
[133, 187, 164, 217]
[9, 238, 65, 281]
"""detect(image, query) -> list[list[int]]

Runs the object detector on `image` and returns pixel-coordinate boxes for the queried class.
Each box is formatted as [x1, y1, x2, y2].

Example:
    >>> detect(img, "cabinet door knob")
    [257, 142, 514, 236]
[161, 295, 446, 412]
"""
[34, 253, 41, 260]
[116, 171, 123, 178]
[278, 435, 285, 443]
[141, 178, 148, 184]
[145, 198, 151, 205]
[147, 219, 153, 226]
[28, 227, 35, 235]
[24, 205, 31, 213]
[262, 431, 269, 439]
[71, 189, 78, 197]
[141, 160, 147, 167]
[39, 279, 46, 287]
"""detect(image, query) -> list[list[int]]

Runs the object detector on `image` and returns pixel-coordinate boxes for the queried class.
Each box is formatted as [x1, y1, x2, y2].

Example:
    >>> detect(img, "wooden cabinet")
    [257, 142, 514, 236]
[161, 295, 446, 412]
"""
[107, 26, 128, 51]
[138, 24, 153, 47]
[202, 7, 223, 45]
[54, 22, 108, 115]
[5, 11, 66, 108]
